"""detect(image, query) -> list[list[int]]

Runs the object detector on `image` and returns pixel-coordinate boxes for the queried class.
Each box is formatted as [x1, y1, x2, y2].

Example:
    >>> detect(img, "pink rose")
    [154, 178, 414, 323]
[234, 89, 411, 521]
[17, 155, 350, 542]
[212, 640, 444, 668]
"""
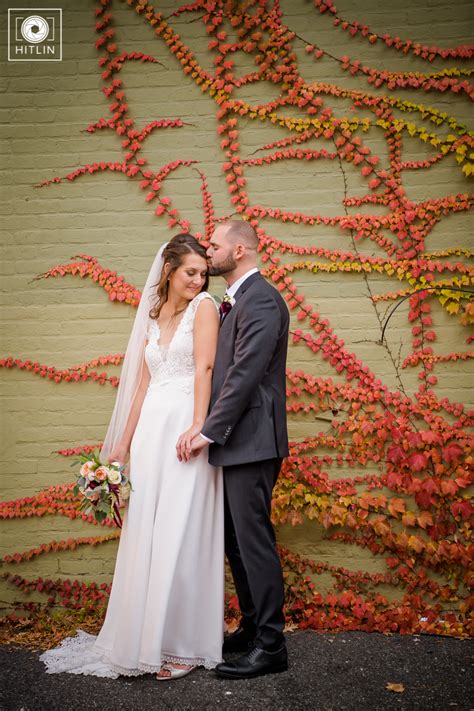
[80, 461, 95, 478]
[94, 466, 110, 482]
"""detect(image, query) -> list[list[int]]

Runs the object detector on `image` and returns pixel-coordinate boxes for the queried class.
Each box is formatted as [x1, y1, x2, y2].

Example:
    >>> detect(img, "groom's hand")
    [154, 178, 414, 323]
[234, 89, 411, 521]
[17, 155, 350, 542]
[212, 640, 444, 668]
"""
[176, 428, 208, 462]
[188, 434, 208, 459]
[176, 424, 201, 462]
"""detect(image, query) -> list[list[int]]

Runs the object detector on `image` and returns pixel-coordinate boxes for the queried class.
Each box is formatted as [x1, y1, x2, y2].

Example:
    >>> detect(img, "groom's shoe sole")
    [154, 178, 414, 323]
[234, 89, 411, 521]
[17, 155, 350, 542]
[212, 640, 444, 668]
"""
[215, 662, 288, 679]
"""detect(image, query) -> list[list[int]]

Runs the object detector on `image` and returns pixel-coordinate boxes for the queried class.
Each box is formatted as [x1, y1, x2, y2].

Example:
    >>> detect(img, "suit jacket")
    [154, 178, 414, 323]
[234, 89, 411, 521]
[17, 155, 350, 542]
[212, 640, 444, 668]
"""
[202, 272, 289, 467]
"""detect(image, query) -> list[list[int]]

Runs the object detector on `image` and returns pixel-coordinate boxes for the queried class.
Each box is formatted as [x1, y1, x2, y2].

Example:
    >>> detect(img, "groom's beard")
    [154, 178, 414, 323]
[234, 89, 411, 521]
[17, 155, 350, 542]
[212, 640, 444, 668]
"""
[208, 254, 237, 277]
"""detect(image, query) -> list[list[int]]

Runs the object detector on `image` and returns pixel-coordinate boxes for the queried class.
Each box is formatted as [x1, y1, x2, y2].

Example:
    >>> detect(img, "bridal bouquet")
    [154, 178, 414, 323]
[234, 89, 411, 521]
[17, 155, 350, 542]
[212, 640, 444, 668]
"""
[73, 451, 131, 528]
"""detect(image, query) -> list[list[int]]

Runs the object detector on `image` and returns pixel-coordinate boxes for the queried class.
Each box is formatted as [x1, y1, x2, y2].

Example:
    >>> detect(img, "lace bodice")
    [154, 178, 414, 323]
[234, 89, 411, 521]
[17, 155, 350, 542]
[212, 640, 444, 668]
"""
[145, 292, 216, 391]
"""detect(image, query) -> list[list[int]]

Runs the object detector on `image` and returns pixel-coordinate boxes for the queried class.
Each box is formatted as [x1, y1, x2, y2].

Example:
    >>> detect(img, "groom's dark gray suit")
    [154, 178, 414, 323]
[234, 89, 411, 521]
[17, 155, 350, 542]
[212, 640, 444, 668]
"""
[202, 271, 289, 651]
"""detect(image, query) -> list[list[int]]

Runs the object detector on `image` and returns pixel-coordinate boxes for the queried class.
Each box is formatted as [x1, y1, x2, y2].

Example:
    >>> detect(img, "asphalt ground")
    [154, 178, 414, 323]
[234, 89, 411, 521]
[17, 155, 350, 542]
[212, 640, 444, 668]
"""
[1, 630, 472, 710]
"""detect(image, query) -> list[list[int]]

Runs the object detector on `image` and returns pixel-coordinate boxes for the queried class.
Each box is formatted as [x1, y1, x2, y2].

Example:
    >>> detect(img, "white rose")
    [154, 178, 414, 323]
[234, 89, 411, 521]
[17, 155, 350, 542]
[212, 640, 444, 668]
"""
[107, 468, 122, 485]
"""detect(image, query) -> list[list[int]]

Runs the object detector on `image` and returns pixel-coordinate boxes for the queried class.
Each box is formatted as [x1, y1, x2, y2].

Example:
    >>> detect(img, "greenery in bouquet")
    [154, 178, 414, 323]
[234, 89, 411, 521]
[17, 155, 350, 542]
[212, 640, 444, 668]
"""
[72, 450, 131, 528]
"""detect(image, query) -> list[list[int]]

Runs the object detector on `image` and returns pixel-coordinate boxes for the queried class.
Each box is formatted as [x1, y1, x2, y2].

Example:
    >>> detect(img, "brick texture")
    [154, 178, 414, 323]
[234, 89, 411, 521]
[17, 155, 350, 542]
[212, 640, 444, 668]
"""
[0, 0, 472, 607]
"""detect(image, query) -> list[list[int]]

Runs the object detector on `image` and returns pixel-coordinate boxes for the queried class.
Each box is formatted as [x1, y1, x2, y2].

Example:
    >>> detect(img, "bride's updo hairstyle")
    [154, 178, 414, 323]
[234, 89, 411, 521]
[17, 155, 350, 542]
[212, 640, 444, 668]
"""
[149, 233, 209, 320]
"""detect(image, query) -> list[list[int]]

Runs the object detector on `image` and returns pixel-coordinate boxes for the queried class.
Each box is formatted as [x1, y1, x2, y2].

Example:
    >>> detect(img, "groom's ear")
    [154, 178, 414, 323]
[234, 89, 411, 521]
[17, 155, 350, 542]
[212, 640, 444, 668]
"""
[234, 243, 246, 260]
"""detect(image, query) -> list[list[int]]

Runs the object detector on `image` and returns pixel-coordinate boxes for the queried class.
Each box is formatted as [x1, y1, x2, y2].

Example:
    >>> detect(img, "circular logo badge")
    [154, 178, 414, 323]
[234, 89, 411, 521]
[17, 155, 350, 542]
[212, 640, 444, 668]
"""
[20, 15, 50, 44]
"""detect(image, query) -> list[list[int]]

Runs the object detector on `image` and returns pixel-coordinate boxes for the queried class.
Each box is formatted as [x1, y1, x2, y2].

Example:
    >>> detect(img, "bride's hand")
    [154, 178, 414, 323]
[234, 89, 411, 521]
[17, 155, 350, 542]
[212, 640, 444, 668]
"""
[176, 423, 202, 462]
[108, 443, 129, 466]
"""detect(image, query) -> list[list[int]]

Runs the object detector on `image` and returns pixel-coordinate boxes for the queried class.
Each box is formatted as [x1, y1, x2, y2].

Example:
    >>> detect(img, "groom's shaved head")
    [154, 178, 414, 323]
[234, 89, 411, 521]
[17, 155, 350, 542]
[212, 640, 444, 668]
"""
[222, 220, 258, 250]
[207, 220, 258, 278]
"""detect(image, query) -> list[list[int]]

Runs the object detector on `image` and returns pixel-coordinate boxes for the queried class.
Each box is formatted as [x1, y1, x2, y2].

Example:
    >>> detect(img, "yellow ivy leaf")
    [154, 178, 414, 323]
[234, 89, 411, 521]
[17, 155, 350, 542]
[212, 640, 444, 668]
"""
[386, 683, 405, 693]
[402, 512, 416, 527]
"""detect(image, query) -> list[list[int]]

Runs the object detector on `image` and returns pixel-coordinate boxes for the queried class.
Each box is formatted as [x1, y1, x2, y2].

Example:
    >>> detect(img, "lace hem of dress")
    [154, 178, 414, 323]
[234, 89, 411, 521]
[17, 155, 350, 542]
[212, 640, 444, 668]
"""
[93, 644, 221, 675]
[162, 652, 221, 671]
[40, 630, 221, 678]
[106, 655, 221, 675]
[94, 641, 221, 674]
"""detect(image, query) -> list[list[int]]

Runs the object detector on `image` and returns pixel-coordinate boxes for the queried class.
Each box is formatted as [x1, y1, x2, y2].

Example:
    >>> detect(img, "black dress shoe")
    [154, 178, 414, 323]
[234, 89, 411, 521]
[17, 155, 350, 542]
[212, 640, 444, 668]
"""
[215, 645, 288, 679]
[222, 626, 255, 654]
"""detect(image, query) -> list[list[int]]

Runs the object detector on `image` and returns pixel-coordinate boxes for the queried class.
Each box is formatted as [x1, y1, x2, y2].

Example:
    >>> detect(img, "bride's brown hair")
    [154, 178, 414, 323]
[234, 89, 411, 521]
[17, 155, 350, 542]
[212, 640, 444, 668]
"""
[149, 233, 209, 320]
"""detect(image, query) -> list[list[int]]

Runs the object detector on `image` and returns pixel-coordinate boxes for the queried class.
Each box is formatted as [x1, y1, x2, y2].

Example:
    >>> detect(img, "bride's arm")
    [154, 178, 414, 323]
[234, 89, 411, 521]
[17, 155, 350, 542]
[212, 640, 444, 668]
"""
[176, 298, 219, 461]
[108, 353, 151, 463]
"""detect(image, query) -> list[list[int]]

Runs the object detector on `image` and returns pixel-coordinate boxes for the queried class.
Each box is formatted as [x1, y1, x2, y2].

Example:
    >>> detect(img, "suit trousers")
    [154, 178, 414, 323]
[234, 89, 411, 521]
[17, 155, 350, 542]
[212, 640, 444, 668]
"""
[223, 458, 285, 651]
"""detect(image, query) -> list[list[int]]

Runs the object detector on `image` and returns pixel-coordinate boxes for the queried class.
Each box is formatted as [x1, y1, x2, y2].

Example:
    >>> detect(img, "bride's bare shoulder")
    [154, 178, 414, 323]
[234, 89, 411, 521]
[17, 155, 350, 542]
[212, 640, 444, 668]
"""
[193, 293, 219, 325]
[194, 292, 218, 310]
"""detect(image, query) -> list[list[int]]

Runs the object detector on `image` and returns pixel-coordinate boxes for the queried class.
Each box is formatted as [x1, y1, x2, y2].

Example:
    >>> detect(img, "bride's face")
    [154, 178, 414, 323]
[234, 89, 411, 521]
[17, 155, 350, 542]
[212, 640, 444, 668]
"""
[168, 253, 208, 301]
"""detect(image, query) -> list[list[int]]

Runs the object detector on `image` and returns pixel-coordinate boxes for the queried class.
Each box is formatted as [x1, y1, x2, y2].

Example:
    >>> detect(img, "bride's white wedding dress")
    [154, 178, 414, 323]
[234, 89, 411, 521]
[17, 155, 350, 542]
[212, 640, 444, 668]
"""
[40, 292, 224, 677]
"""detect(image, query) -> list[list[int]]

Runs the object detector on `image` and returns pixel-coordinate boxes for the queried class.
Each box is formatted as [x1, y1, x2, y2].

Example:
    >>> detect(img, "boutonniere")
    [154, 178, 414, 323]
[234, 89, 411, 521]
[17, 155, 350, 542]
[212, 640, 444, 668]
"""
[222, 294, 236, 307]
[219, 293, 235, 322]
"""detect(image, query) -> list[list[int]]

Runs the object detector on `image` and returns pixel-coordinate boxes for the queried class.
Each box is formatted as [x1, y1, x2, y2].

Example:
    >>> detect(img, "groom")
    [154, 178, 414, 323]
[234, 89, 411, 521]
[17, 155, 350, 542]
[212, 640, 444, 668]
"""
[189, 220, 289, 679]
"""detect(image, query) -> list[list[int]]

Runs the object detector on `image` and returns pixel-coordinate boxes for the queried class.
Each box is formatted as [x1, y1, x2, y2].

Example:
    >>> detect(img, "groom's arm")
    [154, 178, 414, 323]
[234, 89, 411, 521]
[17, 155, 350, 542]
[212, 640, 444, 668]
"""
[201, 289, 281, 446]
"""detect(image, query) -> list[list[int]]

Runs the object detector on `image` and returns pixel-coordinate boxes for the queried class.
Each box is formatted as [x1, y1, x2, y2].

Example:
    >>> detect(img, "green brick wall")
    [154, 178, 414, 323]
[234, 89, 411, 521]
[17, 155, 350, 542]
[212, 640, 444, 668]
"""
[1, 0, 472, 609]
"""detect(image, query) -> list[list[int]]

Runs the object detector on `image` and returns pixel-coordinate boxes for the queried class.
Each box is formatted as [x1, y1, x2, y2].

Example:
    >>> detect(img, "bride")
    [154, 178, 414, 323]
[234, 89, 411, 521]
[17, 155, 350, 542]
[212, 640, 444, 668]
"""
[41, 234, 224, 679]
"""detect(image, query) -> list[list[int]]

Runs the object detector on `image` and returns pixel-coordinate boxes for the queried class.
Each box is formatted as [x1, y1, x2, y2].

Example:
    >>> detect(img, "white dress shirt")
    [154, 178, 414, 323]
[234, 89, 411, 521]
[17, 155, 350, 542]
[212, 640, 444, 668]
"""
[225, 267, 260, 299]
[200, 268, 260, 445]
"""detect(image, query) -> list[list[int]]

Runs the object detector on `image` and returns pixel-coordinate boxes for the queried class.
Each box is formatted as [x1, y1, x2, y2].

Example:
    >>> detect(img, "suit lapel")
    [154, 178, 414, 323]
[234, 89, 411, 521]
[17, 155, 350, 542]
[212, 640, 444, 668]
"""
[219, 272, 262, 330]
[233, 271, 263, 302]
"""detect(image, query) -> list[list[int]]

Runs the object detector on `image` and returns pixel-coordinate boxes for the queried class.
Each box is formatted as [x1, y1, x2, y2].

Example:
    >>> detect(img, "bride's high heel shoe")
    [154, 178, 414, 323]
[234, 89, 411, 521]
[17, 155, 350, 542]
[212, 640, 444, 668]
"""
[156, 663, 196, 680]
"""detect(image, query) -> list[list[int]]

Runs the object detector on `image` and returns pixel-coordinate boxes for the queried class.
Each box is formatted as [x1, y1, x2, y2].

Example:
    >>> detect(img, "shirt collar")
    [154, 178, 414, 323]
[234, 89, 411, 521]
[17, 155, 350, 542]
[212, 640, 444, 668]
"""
[226, 267, 260, 299]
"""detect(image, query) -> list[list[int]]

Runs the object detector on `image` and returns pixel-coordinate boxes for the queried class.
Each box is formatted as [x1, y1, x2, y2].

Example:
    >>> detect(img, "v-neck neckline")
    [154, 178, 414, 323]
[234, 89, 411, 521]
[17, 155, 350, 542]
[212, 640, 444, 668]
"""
[155, 298, 193, 351]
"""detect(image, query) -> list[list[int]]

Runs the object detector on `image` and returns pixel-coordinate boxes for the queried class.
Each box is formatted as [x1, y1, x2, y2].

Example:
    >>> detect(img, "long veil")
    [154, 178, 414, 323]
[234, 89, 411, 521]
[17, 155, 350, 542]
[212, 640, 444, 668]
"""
[100, 242, 167, 463]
